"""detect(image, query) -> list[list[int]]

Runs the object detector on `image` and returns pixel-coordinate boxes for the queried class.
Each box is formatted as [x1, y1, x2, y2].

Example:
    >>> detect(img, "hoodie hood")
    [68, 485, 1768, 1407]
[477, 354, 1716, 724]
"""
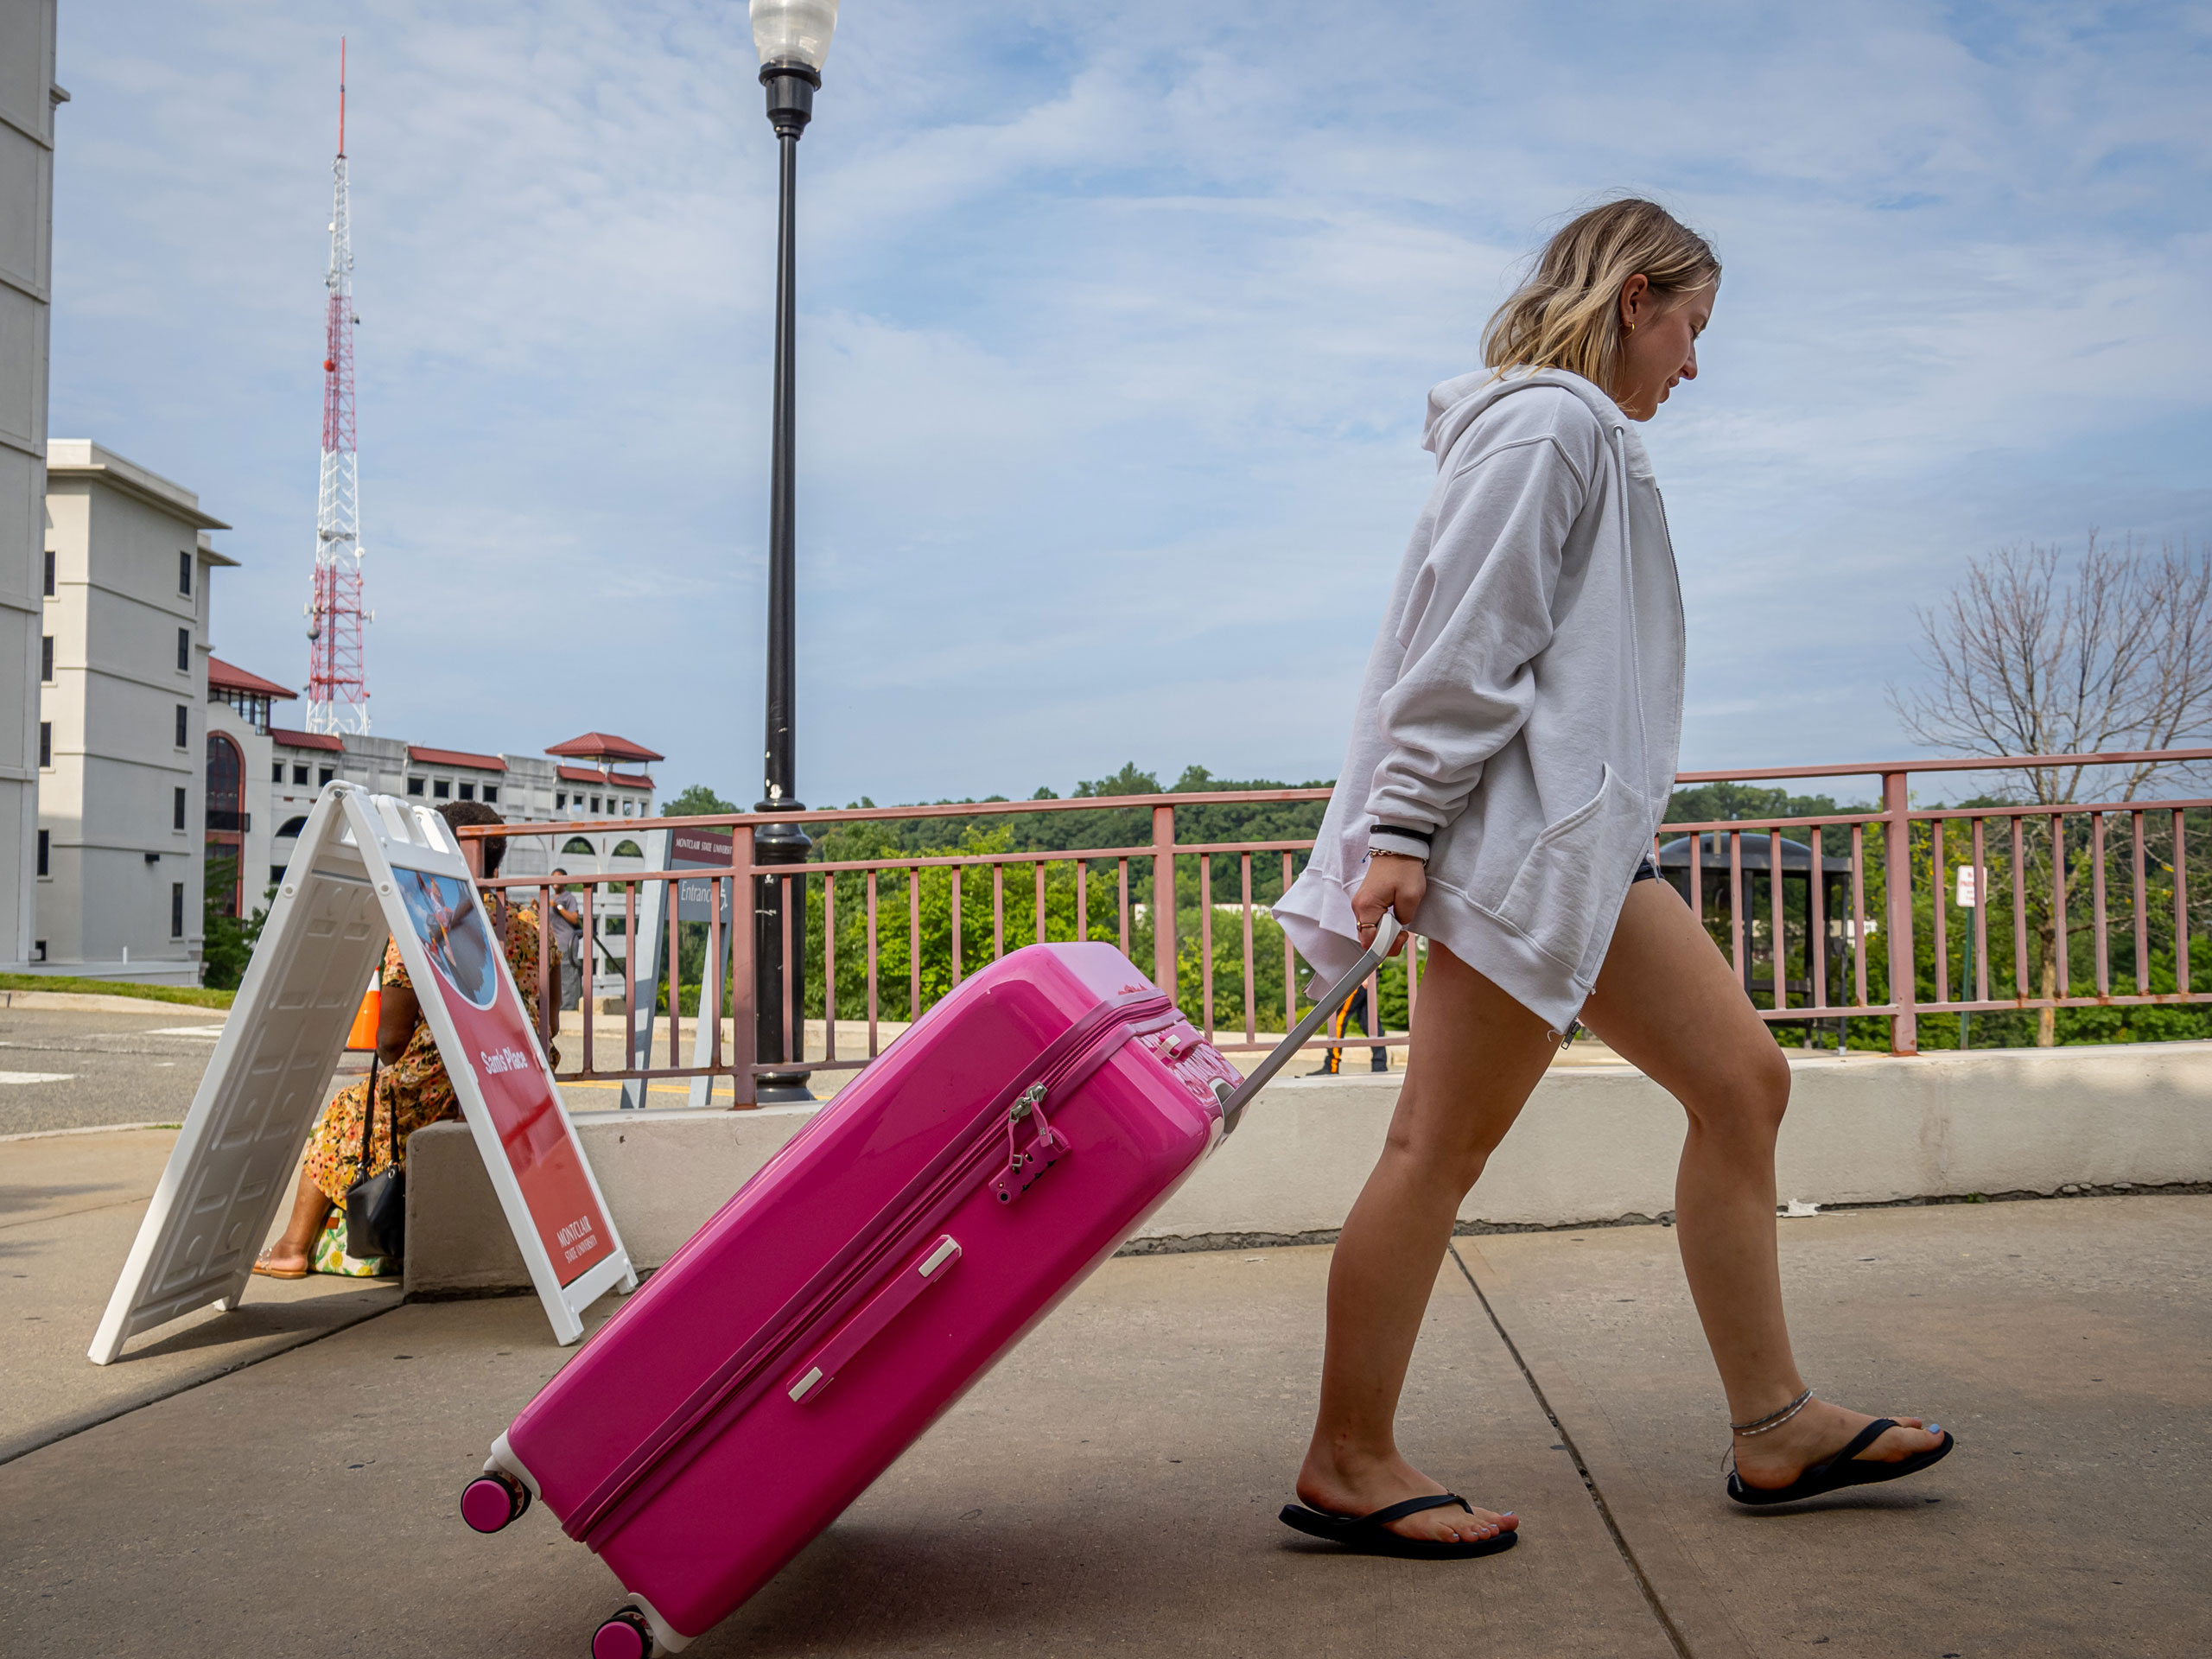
[1422, 365, 1630, 463]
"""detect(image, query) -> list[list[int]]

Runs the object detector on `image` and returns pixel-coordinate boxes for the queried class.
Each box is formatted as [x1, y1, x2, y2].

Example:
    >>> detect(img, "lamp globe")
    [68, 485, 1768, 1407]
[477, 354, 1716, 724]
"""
[750, 0, 838, 73]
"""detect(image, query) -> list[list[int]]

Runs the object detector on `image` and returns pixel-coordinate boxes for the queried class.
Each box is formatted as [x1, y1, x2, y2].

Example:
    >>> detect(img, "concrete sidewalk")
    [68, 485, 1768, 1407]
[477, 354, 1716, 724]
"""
[0, 1126, 399, 1465]
[0, 1179, 2204, 1656]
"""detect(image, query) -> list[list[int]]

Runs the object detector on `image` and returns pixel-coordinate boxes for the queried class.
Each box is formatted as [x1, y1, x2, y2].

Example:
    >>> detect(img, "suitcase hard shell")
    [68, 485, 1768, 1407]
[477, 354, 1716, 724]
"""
[467, 923, 1396, 1656]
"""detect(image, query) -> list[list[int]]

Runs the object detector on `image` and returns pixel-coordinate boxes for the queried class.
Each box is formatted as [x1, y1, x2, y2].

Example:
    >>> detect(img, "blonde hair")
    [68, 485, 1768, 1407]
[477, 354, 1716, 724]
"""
[1482, 199, 1719, 393]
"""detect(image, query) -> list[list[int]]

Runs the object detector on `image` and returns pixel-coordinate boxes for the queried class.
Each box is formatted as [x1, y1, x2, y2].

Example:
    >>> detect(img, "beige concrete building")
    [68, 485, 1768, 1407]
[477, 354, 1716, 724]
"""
[38, 442, 232, 981]
[0, 5, 64, 969]
[206, 650, 661, 907]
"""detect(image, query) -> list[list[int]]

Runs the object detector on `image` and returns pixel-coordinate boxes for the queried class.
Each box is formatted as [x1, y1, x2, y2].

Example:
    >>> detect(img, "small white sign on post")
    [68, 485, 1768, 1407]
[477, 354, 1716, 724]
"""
[618, 825, 736, 1109]
[1955, 865, 1980, 908]
[91, 786, 636, 1363]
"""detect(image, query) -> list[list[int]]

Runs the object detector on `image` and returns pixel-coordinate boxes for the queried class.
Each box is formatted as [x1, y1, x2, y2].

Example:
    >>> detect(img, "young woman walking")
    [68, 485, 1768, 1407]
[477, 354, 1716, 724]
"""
[1272, 199, 1953, 1555]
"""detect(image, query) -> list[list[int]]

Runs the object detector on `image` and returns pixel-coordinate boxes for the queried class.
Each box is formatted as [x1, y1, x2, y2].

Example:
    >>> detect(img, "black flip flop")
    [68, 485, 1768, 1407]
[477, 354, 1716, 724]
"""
[1279, 1492, 1519, 1559]
[1726, 1417, 1955, 1507]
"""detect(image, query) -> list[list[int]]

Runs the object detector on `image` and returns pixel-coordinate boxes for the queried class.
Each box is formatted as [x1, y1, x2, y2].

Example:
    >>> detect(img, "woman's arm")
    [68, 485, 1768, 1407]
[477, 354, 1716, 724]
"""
[1363, 430, 1590, 846]
[377, 982, 419, 1063]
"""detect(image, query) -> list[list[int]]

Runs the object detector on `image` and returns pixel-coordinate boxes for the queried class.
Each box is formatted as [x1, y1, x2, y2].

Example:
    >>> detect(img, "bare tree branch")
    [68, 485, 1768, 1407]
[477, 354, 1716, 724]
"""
[1888, 534, 2212, 804]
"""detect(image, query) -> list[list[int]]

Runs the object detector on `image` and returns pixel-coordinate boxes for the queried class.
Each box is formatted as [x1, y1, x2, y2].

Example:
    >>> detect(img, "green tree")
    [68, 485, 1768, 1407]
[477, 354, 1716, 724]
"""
[664, 783, 737, 817]
[201, 853, 272, 991]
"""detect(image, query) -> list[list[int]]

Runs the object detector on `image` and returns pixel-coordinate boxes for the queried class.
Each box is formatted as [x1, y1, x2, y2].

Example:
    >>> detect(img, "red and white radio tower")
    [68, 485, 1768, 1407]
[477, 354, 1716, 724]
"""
[305, 39, 371, 734]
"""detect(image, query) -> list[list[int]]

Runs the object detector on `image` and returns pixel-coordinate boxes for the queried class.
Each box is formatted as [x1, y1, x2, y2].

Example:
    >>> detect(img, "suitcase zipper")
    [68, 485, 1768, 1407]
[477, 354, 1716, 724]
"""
[569, 990, 1176, 1548]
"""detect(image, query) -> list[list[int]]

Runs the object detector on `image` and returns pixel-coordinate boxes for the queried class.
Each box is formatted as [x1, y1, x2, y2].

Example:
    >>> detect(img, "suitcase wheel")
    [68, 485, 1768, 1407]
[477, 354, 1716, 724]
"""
[461, 1471, 531, 1534]
[591, 1606, 656, 1659]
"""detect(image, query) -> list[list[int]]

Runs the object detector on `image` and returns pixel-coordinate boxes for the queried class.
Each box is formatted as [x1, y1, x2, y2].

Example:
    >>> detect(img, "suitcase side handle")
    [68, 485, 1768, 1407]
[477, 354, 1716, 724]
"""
[785, 1234, 963, 1407]
[1216, 912, 1400, 1137]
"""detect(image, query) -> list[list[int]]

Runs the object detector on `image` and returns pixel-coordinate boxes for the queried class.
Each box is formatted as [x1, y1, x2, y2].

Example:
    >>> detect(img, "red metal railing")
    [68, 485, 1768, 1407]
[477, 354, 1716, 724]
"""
[463, 748, 2212, 1104]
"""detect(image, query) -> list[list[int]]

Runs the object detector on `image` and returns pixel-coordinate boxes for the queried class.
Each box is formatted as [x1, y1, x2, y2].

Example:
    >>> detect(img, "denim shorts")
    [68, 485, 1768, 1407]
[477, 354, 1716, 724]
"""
[1630, 855, 1661, 884]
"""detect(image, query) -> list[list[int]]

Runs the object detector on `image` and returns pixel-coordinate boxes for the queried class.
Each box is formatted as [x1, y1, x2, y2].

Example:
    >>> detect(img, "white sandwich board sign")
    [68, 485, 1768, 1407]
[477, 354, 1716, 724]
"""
[91, 785, 635, 1362]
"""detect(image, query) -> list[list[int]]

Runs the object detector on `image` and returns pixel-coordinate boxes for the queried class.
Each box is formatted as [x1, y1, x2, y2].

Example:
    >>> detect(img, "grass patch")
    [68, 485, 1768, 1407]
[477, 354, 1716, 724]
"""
[0, 973, 232, 1010]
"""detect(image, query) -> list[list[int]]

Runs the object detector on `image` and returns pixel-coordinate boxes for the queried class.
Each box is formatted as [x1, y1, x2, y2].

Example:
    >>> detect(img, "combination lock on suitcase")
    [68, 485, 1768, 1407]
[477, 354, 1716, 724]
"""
[461, 920, 1398, 1656]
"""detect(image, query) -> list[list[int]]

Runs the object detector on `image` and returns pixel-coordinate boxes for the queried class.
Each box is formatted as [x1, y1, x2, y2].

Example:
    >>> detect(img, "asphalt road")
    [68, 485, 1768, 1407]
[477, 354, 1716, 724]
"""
[0, 1007, 226, 1136]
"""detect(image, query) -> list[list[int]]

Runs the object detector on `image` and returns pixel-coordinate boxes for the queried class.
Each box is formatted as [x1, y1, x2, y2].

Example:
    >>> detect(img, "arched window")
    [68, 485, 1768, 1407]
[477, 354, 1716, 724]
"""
[612, 840, 644, 860]
[205, 733, 242, 827]
[562, 836, 595, 856]
[205, 733, 245, 917]
[276, 816, 308, 839]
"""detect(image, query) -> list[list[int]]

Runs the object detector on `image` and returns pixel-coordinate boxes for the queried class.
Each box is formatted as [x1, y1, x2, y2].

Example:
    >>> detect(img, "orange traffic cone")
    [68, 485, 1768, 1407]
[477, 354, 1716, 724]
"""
[344, 971, 381, 1051]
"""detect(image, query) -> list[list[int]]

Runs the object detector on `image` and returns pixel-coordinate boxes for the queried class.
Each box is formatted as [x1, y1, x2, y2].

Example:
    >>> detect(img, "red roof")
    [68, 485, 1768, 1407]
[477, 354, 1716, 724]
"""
[207, 656, 297, 700]
[270, 727, 344, 753]
[559, 766, 654, 791]
[546, 731, 664, 764]
[408, 746, 506, 772]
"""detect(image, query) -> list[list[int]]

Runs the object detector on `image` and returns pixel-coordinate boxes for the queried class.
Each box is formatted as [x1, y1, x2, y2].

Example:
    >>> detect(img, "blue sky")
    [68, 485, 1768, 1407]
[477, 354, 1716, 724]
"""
[48, 1, 2212, 806]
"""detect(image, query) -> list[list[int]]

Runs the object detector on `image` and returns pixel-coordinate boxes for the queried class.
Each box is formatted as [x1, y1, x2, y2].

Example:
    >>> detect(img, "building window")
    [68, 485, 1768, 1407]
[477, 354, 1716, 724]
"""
[32, 940, 44, 962]
[41, 635, 52, 682]
[276, 816, 308, 838]
[39, 722, 50, 768]
[213, 686, 271, 734]
[36, 830, 48, 876]
[482, 785, 499, 804]
[170, 881, 185, 938]
[270, 865, 286, 888]
[457, 781, 474, 801]
[173, 785, 187, 830]
[406, 778, 425, 797]
[42, 550, 54, 596]
[590, 796, 602, 813]
[292, 764, 308, 785]
[318, 766, 334, 786]
[174, 705, 188, 747]
[556, 791, 566, 809]
[176, 628, 190, 672]
[433, 779, 451, 799]
[178, 550, 193, 596]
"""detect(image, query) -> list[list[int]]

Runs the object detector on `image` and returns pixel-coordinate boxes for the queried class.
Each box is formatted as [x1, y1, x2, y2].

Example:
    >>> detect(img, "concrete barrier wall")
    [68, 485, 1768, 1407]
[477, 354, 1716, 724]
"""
[404, 1040, 2212, 1297]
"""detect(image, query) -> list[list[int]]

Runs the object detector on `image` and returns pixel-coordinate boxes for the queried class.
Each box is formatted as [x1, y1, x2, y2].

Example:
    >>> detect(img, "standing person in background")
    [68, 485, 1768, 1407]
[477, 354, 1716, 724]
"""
[251, 804, 555, 1277]
[548, 869, 585, 1013]
[1273, 200, 1952, 1555]
[1310, 981, 1389, 1075]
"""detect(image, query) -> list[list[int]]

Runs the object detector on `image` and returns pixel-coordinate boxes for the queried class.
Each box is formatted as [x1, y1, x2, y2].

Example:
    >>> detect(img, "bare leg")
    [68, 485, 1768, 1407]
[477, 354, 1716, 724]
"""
[253, 1166, 334, 1277]
[1579, 880, 1945, 1485]
[1295, 942, 1554, 1543]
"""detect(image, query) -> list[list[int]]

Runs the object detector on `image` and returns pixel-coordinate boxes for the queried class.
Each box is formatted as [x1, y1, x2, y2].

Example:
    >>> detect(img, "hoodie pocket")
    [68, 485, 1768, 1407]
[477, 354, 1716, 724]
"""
[1492, 766, 1653, 980]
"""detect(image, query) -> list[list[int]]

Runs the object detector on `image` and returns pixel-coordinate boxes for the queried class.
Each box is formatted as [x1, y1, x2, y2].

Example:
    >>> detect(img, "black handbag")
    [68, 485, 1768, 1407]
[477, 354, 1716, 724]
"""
[344, 1055, 406, 1262]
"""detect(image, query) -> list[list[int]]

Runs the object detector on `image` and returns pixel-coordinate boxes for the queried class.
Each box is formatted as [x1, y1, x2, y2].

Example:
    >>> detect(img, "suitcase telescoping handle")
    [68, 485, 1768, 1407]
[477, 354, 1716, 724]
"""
[1213, 912, 1401, 1137]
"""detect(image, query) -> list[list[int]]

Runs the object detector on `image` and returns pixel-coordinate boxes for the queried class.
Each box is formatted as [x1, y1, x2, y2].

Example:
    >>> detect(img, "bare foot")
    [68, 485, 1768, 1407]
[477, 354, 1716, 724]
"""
[251, 1246, 312, 1279]
[1731, 1398, 1945, 1491]
[1296, 1445, 1516, 1545]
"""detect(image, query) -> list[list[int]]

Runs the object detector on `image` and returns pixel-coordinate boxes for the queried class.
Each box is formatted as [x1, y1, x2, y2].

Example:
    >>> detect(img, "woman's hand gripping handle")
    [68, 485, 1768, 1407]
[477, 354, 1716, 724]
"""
[1351, 850, 1424, 957]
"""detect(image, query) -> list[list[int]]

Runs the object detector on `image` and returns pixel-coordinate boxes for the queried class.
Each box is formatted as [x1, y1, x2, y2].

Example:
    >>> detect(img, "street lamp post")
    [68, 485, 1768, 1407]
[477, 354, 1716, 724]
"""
[749, 0, 838, 1103]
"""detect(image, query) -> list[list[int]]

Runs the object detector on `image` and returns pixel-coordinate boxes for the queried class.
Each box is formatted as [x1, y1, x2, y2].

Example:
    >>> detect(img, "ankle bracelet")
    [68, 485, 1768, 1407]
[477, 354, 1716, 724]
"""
[1731, 1388, 1814, 1437]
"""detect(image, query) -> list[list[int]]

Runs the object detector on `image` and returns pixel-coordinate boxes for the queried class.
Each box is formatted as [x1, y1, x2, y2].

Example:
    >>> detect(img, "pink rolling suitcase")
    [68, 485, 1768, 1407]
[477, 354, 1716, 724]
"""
[461, 924, 1395, 1657]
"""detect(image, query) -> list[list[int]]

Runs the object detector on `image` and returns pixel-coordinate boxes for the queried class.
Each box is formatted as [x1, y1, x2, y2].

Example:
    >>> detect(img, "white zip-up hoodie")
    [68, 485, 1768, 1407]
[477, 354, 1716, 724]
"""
[1274, 366, 1685, 1031]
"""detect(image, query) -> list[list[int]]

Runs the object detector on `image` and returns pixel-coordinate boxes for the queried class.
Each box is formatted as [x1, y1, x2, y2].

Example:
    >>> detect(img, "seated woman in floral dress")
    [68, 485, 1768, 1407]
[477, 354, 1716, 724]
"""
[252, 802, 554, 1277]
